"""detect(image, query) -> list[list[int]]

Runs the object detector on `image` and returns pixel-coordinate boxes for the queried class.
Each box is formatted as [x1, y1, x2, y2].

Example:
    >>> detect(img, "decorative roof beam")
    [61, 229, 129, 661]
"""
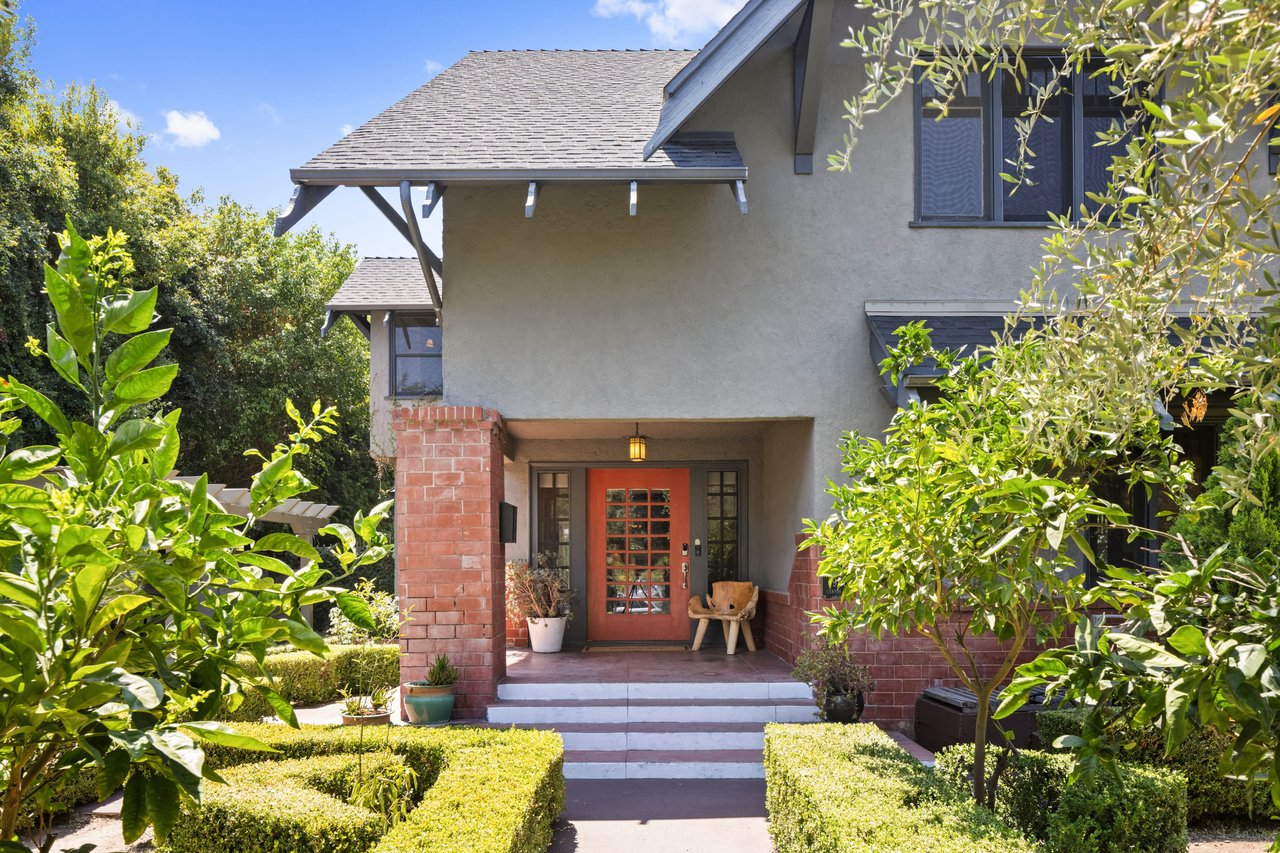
[793, 0, 833, 175]
[729, 180, 748, 215]
[629, 181, 638, 217]
[273, 184, 336, 237]
[359, 186, 413, 245]
[357, 186, 443, 279]
[525, 182, 538, 218]
[399, 181, 444, 317]
[421, 182, 444, 218]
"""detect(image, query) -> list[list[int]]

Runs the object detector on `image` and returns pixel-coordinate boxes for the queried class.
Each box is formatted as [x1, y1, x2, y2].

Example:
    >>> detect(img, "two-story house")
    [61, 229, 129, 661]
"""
[275, 0, 1255, 726]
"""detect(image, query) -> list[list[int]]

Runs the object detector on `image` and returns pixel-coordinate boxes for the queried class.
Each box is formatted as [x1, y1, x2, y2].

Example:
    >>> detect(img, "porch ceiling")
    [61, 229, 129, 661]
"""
[504, 418, 805, 441]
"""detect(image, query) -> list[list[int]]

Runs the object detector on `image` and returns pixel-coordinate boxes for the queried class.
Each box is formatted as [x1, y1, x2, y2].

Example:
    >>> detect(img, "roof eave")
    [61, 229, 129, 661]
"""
[288, 166, 748, 186]
[642, 0, 806, 160]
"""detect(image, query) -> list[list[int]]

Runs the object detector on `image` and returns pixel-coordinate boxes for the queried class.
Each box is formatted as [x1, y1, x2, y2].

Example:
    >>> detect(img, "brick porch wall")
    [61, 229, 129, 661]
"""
[761, 535, 1047, 733]
[506, 611, 529, 647]
[394, 405, 506, 718]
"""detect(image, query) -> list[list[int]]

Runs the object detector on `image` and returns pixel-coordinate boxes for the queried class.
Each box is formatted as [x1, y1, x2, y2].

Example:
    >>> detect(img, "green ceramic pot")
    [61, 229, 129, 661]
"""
[403, 681, 455, 724]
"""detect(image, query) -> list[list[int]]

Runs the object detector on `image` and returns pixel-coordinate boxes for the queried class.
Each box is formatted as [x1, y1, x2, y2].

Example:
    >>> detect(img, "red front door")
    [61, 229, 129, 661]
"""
[586, 468, 690, 642]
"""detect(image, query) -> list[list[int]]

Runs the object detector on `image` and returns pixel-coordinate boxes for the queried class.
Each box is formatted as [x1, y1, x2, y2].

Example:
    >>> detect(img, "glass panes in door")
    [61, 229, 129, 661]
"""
[707, 470, 740, 584]
[604, 487, 672, 615]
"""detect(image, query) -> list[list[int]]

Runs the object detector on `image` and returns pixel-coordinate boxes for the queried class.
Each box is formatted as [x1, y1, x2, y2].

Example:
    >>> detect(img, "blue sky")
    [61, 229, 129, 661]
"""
[25, 1, 746, 258]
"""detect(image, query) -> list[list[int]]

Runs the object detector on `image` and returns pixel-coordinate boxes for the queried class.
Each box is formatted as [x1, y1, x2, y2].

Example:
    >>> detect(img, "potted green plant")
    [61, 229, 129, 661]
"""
[403, 655, 460, 724]
[791, 644, 876, 723]
[339, 684, 394, 726]
[506, 551, 575, 653]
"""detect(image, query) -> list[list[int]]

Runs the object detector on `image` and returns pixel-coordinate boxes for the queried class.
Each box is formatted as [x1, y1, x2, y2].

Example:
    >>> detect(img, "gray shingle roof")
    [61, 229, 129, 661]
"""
[328, 258, 437, 312]
[295, 50, 746, 182]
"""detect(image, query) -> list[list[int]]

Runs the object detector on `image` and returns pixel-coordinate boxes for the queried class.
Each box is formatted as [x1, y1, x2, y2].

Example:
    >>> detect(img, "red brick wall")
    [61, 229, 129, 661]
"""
[394, 405, 506, 718]
[761, 535, 1049, 733]
[506, 611, 529, 647]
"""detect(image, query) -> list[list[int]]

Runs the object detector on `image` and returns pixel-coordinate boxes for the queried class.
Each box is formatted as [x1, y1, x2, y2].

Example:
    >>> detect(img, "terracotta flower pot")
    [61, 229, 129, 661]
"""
[340, 711, 392, 726]
[403, 681, 455, 724]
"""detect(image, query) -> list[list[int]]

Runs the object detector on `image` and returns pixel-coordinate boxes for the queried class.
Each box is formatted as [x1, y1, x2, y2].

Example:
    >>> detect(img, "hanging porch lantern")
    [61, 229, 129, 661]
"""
[628, 422, 647, 462]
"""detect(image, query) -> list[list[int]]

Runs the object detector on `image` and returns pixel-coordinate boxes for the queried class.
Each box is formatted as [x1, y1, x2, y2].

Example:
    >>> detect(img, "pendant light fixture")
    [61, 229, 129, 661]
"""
[628, 422, 647, 462]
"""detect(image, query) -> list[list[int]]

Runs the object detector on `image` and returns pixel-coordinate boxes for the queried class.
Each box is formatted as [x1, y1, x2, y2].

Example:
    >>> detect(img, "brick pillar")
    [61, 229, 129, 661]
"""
[394, 405, 506, 719]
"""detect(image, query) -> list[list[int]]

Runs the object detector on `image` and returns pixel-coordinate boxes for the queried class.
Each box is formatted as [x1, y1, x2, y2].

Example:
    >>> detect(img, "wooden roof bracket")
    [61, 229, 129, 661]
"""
[398, 181, 444, 320]
[273, 184, 336, 237]
[421, 182, 444, 218]
[793, 0, 832, 175]
[525, 182, 539, 218]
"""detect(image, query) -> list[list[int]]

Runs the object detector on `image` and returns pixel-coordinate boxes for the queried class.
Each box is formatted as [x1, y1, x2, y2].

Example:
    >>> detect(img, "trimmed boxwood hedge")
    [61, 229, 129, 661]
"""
[934, 743, 1188, 853]
[219, 643, 401, 722]
[166, 723, 564, 853]
[1038, 708, 1276, 823]
[764, 724, 1038, 853]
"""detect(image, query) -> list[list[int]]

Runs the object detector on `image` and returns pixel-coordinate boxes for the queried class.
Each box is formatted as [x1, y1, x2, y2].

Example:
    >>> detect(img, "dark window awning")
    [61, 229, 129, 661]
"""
[865, 301, 1028, 407]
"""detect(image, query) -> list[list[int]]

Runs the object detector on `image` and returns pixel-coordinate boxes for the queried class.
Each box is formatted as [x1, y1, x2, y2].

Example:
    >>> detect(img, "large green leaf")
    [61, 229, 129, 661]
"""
[112, 363, 179, 409]
[253, 532, 321, 563]
[0, 445, 61, 483]
[108, 419, 165, 457]
[151, 408, 181, 478]
[336, 590, 377, 632]
[88, 594, 151, 636]
[5, 378, 72, 435]
[43, 264, 94, 361]
[180, 721, 281, 753]
[105, 328, 172, 386]
[70, 564, 111, 632]
[144, 774, 179, 841]
[103, 287, 158, 336]
[45, 324, 84, 390]
[121, 774, 147, 844]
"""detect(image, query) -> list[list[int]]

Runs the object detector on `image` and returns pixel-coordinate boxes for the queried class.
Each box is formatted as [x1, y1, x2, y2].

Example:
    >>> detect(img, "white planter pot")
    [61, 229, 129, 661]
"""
[527, 616, 568, 653]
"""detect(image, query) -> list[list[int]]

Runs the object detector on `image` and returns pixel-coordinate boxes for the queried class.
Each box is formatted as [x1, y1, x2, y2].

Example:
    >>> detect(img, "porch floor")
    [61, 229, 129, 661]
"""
[503, 647, 795, 685]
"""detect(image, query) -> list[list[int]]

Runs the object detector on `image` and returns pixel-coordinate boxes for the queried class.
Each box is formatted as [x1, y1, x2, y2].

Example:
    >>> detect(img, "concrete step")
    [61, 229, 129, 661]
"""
[496, 679, 810, 702]
[563, 749, 765, 780]
[486, 698, 817, 725]
[507, 722, 767, 751]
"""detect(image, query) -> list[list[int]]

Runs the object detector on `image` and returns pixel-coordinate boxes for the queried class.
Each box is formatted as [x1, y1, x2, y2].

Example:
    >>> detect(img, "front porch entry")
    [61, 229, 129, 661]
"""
[587, 468, 690, 642]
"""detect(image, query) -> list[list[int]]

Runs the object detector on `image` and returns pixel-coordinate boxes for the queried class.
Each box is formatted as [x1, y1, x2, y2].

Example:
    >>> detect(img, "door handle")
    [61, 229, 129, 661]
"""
[681, 562, 689, 590]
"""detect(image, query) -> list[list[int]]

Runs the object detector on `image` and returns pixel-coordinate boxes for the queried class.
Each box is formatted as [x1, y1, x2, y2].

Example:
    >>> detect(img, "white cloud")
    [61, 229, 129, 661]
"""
[256, 102, 283, 125]
[163, 110, 221, 147]
[340, 123, 354, 137]
[592, 0, 747, 46]
[424, 59, 443, 76]
[108, 99, 140, 134]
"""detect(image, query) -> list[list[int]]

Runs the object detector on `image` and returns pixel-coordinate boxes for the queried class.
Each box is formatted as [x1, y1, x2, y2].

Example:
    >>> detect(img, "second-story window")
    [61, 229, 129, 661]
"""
[392, 313, 442, 397]
[916, 57, 1129, 223]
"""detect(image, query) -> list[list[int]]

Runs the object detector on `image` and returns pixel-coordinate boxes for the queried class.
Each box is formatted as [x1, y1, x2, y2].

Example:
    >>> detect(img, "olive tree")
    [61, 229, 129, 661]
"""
[806, 323, 1127, 805]
[0, 224, 390, 847]
[828, 0, 1280, 818]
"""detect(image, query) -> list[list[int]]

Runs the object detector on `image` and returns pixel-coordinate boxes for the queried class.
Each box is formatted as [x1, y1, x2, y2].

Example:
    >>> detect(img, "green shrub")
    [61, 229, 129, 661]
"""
[165, 753, 406, 853]
[934, 743, 1187, 853]
[1037, 708, 1275, 823]
[764, 723, 1036, 853]
[328, 578, 403, 644]
[170, 723, 564, 853]
[219, 644, 401, 722]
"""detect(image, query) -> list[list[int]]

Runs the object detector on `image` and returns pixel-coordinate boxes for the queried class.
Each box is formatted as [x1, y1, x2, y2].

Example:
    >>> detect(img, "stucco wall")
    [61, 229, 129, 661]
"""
[437, 8, 1045, 524]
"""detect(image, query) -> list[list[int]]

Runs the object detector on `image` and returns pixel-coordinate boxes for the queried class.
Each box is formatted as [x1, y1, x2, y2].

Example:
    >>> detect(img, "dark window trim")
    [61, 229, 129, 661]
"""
[915, 52, 1122, 224]
[388, 310, 442, 398]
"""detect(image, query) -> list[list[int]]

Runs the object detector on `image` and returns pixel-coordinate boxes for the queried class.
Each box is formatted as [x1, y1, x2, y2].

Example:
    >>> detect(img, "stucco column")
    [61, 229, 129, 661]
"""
[394, 405, 506, 718]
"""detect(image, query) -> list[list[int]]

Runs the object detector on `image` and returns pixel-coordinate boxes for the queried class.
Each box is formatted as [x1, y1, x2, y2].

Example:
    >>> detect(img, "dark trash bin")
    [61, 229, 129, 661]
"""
[913, 685, 1048, 753]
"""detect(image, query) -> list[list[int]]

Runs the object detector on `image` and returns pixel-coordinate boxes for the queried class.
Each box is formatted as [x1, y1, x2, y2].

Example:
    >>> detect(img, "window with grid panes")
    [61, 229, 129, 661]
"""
[706, 471, 740, 584]
[536, 472, 571, 587]
[917, 58, 1132, 222]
